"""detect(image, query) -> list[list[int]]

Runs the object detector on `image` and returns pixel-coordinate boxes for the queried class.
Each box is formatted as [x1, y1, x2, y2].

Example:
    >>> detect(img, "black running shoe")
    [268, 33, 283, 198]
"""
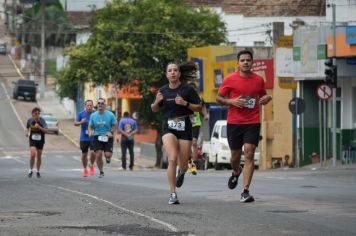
[176, 170, 185, 188]
[228, 165, 243, 189]
[168, 192, 180, 205]
[36, 172, 41, 178]
[105, 157, 111, 164]
[98, 171, 105, 178]
[240, 189, 255, 203]
[28, 171, 33, 178]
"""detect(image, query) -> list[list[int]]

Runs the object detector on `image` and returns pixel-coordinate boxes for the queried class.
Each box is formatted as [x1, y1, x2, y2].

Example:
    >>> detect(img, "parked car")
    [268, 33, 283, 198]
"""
[12, 79, 37, 102]
[41, 112, 54, 118]
[42, 115, 59, 135]
[202, 120, 260, 170]
[0, 43, 6, 55]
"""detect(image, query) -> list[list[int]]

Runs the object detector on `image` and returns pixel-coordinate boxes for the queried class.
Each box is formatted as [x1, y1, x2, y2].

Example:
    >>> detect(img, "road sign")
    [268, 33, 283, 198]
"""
[288, 98, 305, 115]
[316, 84, 332, 100]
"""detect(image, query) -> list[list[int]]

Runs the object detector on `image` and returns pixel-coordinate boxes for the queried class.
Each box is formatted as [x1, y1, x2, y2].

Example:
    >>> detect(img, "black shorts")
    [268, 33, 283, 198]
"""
[80, 141, 94, 153]
[29, 139, 45, 150]
[227, 124, 261, 150]
[191, 126, 200, 140]
[162, 117, 192, 141]
[92, 136, 113, 153]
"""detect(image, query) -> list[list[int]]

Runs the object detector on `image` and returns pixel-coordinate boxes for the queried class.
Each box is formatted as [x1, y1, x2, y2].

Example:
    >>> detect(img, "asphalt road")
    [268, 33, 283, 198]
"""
[1, 54, 356, 236]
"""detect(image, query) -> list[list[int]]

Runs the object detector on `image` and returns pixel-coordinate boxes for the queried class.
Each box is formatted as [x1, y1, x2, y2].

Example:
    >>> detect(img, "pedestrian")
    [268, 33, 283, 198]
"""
[188, 82, 209, 175]
[216, 49, 272, 202]
[117, 111, 138, 170]
[74, 99, 96, 177]
[88, 98, 117, 178]
[151, 62, 202, 204]
[25, 107, 48, 178]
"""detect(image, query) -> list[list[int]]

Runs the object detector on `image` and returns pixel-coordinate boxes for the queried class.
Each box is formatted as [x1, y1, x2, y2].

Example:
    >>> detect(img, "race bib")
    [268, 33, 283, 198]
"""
[242, 96, 256, 109]
[168, 117, 185, 131]
[190, 115, 197, 124]
[31, 134, 41, 141]
[85, 130, 89, 135]
[98, 135, 108, 142]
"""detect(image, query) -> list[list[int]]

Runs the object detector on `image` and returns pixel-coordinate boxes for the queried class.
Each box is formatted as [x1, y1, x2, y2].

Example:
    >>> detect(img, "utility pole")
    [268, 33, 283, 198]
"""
[40, 0, 45, 98]
[331, 3, 337, 168]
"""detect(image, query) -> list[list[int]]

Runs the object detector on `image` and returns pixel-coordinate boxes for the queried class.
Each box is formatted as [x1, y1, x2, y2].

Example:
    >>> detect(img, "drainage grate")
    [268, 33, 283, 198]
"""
[301, 185, 318, 188]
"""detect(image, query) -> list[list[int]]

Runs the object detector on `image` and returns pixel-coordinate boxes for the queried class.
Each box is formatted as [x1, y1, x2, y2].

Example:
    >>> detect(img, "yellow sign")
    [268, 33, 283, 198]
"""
[277, 35, 293, 48]
[278, 77, 297, 89]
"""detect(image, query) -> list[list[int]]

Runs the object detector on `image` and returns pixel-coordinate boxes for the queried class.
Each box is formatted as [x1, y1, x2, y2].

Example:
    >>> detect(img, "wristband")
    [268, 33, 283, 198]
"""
[186, 102, 190, 107]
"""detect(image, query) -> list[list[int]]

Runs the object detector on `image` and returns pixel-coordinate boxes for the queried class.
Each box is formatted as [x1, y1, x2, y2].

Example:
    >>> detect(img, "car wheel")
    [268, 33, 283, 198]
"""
[214, 156, 222, 170]
[160, 156, 168, 169]
[54, 131, 59, 135]
[13, 94, 18, 99]
[204, 154, 212, 170]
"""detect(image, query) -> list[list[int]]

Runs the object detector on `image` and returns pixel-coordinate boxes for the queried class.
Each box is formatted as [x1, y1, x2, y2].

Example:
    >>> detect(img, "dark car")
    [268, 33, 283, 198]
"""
[0, 43, 6, 55]
[12, 79, 37, 102]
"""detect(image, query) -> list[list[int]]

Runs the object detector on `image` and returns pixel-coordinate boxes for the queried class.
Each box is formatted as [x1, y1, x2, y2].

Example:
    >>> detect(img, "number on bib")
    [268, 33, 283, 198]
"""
[167, 118, 185, 131]
[98, 135, 108, 142]
[31, 134, 42, 141]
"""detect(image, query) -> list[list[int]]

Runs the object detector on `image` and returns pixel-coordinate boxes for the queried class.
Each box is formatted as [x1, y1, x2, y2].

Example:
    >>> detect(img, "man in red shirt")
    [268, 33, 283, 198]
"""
[216, 50, 272, 202]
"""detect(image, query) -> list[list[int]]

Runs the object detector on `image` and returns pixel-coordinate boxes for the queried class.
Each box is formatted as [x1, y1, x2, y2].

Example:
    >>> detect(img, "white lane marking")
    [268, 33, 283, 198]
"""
[52, 185, 177, 232]
[8, 54, 26, 79]
[57, 168, 82, 172]
[0, 82, 25, 129]
[72, 155, 81, 162]
[0, 155, 26, 164]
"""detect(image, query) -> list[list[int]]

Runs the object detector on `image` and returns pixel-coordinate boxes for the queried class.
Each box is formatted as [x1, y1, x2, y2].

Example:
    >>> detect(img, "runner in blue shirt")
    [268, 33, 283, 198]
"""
[74, 99, 96, 177]
[88, 98, 117, 178]
[118, 111, 138, 170]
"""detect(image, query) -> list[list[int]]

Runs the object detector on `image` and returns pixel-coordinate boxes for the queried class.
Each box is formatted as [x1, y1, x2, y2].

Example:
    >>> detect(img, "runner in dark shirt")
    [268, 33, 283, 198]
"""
[151, 62, 201, 205]
[25, 107, 48, 178]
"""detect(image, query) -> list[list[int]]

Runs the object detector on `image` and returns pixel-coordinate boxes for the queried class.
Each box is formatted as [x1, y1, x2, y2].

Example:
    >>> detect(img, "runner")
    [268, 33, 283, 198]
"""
[88, 98, 117, 178]
[151, 62, 202, 204]
[216, 50, 272, 202]
[25, 107, 48, 178]
[188, 82, 209, 175]
[74, 99, 96, 177]
[117, 111, 138, 171]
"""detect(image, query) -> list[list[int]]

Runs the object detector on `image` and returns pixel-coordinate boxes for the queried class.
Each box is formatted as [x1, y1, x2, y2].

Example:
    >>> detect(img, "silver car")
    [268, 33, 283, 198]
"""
[42, 115, 59, 135]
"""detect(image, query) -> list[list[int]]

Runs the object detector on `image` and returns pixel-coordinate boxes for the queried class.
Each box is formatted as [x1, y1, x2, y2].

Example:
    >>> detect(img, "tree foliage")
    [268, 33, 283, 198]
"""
[57, 0, 227, 166]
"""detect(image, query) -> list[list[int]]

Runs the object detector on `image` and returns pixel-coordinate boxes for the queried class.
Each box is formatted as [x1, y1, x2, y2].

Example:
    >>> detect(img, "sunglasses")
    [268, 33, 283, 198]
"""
[98, 101, 105, 105]
[33, 112, 40, 115]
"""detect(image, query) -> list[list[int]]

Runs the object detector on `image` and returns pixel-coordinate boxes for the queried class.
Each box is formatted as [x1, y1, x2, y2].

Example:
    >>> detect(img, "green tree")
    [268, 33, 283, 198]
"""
[57, 0, 227, 167]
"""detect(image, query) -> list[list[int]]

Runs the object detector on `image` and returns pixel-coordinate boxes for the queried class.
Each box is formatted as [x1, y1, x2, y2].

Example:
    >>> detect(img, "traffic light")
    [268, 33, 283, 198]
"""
[324, 58, 337, 86]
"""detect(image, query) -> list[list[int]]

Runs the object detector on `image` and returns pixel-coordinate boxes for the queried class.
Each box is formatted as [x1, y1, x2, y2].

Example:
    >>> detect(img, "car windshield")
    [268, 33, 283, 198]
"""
[221, 125, 227, 138]
[18, 80, 35, 85]
[43, 117, 57, 122]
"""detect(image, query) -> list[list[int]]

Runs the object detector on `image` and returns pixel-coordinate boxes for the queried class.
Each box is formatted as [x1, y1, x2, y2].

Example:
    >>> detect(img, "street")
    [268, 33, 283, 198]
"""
[1, 53, 356, 236]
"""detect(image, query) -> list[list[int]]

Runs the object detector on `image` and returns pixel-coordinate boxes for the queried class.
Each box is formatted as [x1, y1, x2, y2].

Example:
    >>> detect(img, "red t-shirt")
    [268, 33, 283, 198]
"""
[218, 71, 267, 124]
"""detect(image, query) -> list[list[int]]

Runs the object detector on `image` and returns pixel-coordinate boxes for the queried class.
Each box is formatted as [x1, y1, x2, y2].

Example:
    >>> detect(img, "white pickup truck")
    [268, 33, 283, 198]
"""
[202, 120, 260, 170]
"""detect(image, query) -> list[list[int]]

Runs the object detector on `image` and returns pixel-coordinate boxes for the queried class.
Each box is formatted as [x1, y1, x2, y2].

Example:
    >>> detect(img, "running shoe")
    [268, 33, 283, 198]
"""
[98, 171, 105, 178]
[105, 157, 111, 164]
[191, 162, 197, 175]
[228, 165, 243, 189]
[83, 168, 88, 177]
[28, 171, 33, 178]
[36, 172, 41, 178]
[187, 163, 192, 174]
[168, 192, 180, 205]
[89, 165, 95, 175]
[176, 170, 185, 188]
[240, 189, 255, 203]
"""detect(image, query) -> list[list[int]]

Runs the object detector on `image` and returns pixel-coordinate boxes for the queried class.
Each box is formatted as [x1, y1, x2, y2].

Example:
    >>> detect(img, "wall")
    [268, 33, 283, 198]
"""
[187, 46, 234, 103]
